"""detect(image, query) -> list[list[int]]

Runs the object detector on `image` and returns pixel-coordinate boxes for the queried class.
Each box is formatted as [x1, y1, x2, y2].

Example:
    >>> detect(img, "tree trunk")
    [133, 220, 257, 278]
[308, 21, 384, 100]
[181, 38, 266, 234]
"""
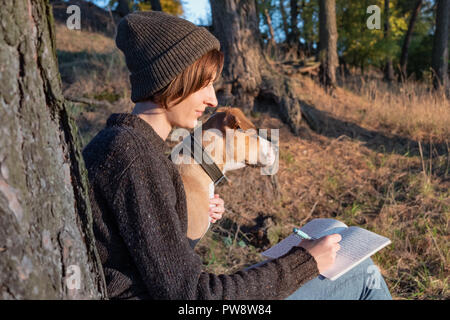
[210, 0, 306, 135]
[318, 0, 338, 89]
[288, 0, 301, 49]
[383, 0, 395, 82]
[0, 0, 106, 299]
[279, 0, 290, 42]
[399, 0, 422, 81]
[150, 0, 163, 11]
[116, 0, 130, 17]
[210, 0, 265, 110]
[264, 8, 276, 47]
[300, 0, 312, 55]
[431, 0, 449, 91]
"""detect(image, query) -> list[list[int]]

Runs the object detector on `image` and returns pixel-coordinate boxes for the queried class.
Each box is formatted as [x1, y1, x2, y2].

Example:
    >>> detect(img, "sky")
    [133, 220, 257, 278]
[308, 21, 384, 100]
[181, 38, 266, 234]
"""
[180, 0, 211, 25]
[94, 0, 211, 25]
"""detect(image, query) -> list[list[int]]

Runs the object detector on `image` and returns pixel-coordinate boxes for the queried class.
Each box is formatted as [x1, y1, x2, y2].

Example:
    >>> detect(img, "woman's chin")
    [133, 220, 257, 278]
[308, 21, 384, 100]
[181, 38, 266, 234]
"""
[192, 117, 204, 128]
[180, 119, 197, 129]
[173, 119, 197, 129]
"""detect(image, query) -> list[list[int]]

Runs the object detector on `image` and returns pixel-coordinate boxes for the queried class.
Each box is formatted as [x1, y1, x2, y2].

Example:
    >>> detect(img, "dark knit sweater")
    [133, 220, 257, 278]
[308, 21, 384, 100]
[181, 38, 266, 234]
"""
[82, 113, 319, 300]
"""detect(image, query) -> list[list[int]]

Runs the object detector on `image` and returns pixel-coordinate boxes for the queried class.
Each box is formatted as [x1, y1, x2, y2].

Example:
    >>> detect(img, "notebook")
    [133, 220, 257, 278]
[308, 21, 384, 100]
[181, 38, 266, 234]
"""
[262, 218, 391, 280]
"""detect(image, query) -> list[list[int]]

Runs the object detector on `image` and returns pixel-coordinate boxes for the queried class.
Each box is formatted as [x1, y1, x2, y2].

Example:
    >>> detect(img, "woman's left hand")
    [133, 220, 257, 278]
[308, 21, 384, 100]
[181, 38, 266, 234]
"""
[208, 194, 225, 223]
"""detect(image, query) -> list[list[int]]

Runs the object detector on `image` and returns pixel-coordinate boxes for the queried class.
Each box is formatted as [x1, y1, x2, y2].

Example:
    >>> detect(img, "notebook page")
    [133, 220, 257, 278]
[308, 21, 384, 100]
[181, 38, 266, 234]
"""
[321, 227, 391, 280]
[300, 218, 348, 239]
[261, 219, 347, 259]
[261, 234, 301, 259]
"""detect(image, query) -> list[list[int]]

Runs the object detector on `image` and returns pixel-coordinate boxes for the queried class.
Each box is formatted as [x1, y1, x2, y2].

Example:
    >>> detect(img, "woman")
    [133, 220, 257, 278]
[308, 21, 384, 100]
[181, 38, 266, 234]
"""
[82, 11, 391, 300]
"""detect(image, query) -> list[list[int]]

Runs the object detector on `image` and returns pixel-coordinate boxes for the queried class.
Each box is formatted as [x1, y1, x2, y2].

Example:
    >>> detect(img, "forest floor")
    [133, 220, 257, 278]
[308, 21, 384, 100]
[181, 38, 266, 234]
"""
[55, 21, 449, 300]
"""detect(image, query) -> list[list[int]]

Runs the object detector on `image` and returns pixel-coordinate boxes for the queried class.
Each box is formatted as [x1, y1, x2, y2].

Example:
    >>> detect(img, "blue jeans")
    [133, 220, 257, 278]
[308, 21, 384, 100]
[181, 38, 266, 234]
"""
[249, 257, 392, 300]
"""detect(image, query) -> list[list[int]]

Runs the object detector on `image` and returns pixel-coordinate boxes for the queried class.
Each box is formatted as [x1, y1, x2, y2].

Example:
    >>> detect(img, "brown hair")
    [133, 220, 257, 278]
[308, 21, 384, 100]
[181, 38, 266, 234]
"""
[148, 49, 224, 109]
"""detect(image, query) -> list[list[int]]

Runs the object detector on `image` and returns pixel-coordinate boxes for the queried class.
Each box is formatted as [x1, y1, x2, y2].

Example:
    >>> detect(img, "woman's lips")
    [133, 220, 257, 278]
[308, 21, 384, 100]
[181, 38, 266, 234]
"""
[195, 110, 203, 116]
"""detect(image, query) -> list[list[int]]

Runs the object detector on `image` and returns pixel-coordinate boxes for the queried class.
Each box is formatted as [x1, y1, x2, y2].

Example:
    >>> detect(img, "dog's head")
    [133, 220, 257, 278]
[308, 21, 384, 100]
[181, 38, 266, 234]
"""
[201, 107, 276, 171]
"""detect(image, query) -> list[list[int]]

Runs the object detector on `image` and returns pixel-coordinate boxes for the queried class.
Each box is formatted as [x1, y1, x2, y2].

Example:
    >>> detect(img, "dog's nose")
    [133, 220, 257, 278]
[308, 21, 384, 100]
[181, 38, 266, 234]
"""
[259, 137, 276, 166]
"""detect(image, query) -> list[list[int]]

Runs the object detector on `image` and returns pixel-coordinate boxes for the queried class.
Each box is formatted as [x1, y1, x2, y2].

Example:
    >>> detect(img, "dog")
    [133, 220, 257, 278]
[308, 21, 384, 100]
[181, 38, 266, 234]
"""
[172, 107, 276, 245]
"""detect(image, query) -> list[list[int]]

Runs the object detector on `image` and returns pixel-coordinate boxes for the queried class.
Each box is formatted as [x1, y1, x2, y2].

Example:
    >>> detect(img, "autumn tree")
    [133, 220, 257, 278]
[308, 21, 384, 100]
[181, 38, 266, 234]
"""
[431, 0, 449, 91]
[384, 0, 395, 82]
[145, 0, 182, 14]
[257, 0, 276, 47]
[287, 0, 301, 49]
[299, 0, 317, 55]
[116, 0, 131, 17]
[0, 0, 106, 299]
[109, 0, 183, 16]
[279, 0, 290, 41]
[399, 0, 423, 80]
[210, 0, 307, 134]
[149, 0, 162, 11]
[318, 0, 338, 88]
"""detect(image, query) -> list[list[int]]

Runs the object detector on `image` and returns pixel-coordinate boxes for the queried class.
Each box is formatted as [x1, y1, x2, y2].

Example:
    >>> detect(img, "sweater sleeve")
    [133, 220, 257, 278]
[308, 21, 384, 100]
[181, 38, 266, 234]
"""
[104, 146, 319, 300]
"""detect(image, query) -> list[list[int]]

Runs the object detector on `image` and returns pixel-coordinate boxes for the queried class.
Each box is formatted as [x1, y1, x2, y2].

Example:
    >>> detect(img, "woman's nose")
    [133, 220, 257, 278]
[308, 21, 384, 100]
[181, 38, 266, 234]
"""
[205, 86, 218, 108]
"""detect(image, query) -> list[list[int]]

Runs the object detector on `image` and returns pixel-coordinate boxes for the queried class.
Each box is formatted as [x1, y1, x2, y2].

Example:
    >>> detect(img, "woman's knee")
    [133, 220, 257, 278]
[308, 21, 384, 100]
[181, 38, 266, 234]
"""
[356, 258, 392, 299]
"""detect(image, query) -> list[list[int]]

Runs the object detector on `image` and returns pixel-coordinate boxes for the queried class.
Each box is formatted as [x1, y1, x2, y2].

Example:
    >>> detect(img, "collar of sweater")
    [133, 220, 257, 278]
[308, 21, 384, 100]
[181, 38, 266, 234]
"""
[106, 113, 167, 153]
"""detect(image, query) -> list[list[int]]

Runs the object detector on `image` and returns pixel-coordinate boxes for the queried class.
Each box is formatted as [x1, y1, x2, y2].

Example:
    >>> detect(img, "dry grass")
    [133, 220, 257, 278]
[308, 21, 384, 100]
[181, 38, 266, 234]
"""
[55, 23, 133, 145]
[55, 24, 450, 300]
[196, 76, 449, 300]
[343, 76, 449, 143]
[198, 110, 449, 300]
[296, 72, 450, 144]
[55, 23, 117, 54]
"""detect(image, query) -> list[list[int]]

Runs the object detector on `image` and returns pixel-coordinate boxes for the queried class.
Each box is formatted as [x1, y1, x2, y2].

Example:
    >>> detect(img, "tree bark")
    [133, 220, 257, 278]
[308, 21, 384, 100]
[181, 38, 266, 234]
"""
[210, 0, 265, 110]
[210, 0, 305, 134]
[431, 0, 449, 91]
[0, 0, 106, 299]
[264, 8, 276, 46]
[318, 0, 338, 89]
[383, 0, 395, 82]
[300, 0, 312, 55]
[279, 0, 290, 42]
[399, 0, 422, 81]
[150, 0, 163, 11]
[288, 0, 301, 49]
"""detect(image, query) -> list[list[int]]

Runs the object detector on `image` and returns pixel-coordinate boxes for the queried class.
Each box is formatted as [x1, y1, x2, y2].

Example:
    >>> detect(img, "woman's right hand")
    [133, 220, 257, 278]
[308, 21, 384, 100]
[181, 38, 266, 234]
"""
[298, 234, 342, 274]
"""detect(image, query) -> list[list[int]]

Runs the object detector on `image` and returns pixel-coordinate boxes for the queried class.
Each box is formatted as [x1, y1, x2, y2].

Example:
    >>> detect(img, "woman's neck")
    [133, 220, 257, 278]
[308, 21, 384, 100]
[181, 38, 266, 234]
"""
[132, 101, 172, 141]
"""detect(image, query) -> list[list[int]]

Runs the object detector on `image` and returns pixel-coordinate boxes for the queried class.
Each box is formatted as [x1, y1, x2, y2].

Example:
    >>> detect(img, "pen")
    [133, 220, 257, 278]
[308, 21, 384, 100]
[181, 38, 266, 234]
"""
[293, 227, 316, 240]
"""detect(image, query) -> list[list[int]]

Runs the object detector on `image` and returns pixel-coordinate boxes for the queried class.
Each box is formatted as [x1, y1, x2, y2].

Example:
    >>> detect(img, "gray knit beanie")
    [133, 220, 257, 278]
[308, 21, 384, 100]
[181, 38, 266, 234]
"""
[115, 11, 221, 103]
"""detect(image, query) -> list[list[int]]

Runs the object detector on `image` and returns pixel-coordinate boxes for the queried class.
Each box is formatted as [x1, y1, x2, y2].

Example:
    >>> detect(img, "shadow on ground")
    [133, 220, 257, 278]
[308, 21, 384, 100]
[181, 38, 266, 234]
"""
[254, 97, 448, 160]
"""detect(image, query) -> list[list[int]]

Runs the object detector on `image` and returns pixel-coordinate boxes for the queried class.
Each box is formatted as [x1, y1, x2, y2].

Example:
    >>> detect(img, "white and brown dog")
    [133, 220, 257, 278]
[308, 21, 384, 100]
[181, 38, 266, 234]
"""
[171, 107, 277, 245]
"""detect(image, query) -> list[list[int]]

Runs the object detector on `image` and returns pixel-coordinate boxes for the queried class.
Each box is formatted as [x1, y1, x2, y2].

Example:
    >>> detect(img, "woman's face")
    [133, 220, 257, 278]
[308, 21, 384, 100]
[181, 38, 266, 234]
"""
[166, 80, 218, 129]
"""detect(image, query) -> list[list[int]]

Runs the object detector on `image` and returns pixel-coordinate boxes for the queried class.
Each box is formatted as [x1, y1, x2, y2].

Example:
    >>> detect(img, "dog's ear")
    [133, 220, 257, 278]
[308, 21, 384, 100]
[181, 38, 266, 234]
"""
[225, 108, 256, 130]
[214, 106, 241, 129]
[224, 111, 241, 129]
[214, 106, 257, 130]
[216, 106, 231, 113]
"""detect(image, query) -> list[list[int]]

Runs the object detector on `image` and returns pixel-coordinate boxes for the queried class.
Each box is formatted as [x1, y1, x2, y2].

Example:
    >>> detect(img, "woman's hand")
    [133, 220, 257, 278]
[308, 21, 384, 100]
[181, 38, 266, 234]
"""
[298, 234, 342, 274]
[208, 194, 225, 223]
